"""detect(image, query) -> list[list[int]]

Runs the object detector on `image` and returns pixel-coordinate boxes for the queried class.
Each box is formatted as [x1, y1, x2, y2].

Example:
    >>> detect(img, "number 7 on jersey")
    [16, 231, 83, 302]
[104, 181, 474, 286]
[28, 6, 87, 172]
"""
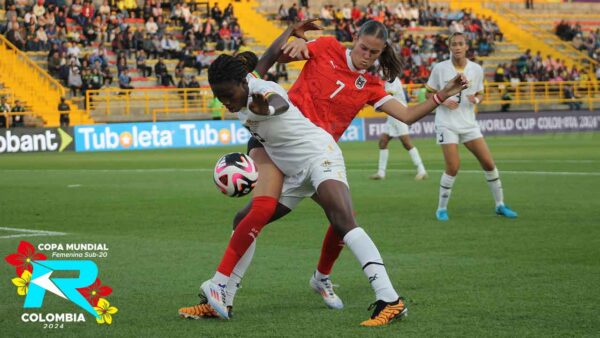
[329, 80, 345, 99]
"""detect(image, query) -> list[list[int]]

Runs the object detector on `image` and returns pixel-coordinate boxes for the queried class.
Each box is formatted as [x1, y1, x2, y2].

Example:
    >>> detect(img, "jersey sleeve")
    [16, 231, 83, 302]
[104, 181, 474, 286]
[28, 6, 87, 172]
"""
[248, 78, 279, 98]
[368, 82, 394, 109]
[425, 65, 439, 92]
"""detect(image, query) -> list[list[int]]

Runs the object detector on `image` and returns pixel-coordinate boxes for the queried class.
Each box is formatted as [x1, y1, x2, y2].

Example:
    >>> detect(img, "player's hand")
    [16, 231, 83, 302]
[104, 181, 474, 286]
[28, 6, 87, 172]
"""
[282, 39, 309, 59]
[442, 100, 459, 110]
[467, 95, 478, 104]
[249, 93, 269, 115]
[291, 18, 322, 41]
[440, 74, 468, 99]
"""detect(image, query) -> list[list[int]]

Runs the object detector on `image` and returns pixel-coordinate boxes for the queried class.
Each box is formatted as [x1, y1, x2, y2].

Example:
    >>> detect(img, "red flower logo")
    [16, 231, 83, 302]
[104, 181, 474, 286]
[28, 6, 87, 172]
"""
[4, 241, 47, 276]
[78, 278, 113, 306]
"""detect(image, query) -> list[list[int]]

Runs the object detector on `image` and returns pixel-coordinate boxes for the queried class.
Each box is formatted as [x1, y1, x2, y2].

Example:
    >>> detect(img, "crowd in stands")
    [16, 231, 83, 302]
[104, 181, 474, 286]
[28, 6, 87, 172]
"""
[1, 0, 245, 97]
[496, 47, 600, 86]
[555, 21, 600, 64]
[495, 49, 587, 84]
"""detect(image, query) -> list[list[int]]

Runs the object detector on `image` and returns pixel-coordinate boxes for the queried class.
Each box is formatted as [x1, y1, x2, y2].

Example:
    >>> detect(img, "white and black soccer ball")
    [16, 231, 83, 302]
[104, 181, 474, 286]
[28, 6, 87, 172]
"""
[213, 152, 258, 197]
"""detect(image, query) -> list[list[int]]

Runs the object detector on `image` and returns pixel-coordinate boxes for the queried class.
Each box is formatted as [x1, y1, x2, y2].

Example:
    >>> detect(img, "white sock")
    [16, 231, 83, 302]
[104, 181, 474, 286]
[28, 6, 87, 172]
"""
[343, 227, 399, 302]
[314, 270, 329, 281]
[211, 271, 229, 286]
[225, 233, 256, 306]
[484, 167, 504, 207]
[438, 173, 456, 210]
[408, 147, 426, 173]
[377, 149, 389, 177]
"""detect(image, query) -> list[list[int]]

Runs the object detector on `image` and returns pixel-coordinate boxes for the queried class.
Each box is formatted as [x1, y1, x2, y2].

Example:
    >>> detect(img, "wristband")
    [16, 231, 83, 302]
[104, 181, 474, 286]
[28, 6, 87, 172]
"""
[432, 93, 443, 105]
[474, 97, 480, 104]
[268, 105, 275, 115]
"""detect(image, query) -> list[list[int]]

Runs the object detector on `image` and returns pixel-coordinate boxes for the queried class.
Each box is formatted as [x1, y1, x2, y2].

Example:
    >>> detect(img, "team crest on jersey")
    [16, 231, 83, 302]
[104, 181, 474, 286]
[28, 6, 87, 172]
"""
[355, 75, 367, 89]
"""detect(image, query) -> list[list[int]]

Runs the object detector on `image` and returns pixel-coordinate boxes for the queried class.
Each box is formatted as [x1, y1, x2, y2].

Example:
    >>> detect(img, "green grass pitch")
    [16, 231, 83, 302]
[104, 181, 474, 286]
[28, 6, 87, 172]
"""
[0, 133, 599, 337]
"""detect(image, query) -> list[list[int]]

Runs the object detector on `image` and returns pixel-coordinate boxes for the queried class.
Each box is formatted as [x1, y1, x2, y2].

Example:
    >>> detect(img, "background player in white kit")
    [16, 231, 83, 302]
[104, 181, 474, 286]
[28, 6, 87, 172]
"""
[425, 33, 518, 221]
[370, 76, 428, 180]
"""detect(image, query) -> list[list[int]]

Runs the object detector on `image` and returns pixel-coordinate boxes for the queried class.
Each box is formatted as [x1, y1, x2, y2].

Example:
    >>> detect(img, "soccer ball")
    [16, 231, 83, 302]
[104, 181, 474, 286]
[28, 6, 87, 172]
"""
[213, 152, 258, 197]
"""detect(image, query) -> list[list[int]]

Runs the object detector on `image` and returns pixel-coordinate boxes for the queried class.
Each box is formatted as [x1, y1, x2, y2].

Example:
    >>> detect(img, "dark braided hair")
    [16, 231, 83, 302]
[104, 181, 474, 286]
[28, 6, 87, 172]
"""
[208, 52, 258, 85]
[357, 20, 403, 81]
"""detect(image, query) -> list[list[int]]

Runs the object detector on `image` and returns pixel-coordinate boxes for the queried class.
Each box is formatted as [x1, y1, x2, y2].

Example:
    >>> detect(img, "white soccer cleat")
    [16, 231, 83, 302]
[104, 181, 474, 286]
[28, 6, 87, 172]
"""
[415, 171, 428, 181]
[369, 173, 385, 180]
[310, 274, 344, 310]
[200, 280, 229, 319]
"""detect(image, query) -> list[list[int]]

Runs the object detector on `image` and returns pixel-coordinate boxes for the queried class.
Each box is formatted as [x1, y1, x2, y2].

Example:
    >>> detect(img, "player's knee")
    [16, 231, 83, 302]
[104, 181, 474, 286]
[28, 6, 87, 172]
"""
[446, 166, 459, 176]
[327, 210, 357, 236]
[378, 138, 389, 149]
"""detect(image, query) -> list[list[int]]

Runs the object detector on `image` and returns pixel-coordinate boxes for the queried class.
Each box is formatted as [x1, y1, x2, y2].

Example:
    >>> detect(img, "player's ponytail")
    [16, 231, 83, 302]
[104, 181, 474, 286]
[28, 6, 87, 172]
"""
[357, 20, 403, 81]
[208, 54, 250, 85]
[235, 51, 258, 73]
[379, 43, 403, 81]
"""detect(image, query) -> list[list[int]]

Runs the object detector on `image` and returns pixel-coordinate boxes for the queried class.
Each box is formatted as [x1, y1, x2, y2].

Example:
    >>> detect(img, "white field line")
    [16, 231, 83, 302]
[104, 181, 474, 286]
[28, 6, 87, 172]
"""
[0, 227, 67, 239]
[0, 168, 598, 176]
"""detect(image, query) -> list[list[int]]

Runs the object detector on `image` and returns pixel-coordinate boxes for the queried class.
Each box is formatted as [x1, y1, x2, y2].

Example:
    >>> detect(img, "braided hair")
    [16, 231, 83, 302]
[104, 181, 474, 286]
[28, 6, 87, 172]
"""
[208, 52, 258, 85]
[357, 20, 403, 81]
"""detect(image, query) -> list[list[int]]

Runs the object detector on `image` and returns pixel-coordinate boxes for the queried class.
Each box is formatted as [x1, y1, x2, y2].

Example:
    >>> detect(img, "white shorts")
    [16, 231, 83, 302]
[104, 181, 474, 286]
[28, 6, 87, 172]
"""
[383, 116, 410, 137]
[279, 148, 348, 210]
[435, 126, 483, 144]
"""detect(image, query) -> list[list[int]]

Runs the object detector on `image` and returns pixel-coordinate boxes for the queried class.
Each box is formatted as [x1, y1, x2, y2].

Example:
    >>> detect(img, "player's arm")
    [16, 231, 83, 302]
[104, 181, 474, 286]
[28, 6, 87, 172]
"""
[466, 91, 484, 105]
[425, 81, 460, 110]
[249, 92, 290, 116]
[254, 19, 322, 76]
[379, 74, 468, 124]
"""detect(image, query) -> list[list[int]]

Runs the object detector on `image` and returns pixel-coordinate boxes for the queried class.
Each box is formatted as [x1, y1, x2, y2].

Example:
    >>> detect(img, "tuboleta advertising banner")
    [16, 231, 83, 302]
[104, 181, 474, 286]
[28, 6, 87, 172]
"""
[0, 127, 74, 154]
[73, 119, 365, 152]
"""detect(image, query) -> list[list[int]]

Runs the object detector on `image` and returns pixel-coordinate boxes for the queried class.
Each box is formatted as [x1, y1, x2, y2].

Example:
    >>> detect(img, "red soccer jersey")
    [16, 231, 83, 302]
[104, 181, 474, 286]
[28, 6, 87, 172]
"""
[287, 37, 391, 140]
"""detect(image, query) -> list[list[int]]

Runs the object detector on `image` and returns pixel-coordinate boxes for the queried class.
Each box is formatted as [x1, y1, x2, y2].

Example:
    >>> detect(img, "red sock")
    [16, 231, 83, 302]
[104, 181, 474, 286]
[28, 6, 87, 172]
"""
[217, 196, 277, 276]
[316, 224, 345, 275]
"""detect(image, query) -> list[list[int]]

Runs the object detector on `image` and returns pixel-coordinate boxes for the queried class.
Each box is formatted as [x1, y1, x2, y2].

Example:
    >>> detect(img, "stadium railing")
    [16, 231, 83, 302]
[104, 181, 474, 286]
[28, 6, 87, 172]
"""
[85, 80, 599, 122]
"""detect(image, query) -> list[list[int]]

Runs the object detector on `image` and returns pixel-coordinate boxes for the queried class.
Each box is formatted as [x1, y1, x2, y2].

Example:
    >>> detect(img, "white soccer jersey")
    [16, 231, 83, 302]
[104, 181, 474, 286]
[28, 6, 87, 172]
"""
[237, 74, 340, 177]
[384, 78, 410, 135]
[426, 59, 484, 131]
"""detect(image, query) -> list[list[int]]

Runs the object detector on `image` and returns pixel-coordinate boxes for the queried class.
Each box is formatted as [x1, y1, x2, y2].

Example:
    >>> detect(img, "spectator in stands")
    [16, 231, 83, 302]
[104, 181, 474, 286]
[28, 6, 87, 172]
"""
[68, 62, 83, 97]
[175, 59, 185, 79]
[0, 97, 10, 128]
[161, 33, 180, 58]
[231, 24, 244, 51]
[187, 75, 200, 101]
[288, 3, 298, 24]
[320, 5, 334, 26]
[195, 50, 212, 75]
[146, 16, 158, 35]
[32, 0, 45, 18]
[48, 51, 62, 76]
[6, 22, 25, 49]
[136, 50, 153, 77]
[119, 68, 134, 90]
[90, 68, 104, 91]
[117, 57, 129, 75]
[277, 4, 288, 23]
[500, 89, 511, 112]
[210, 2, 223, 26]
[155, 57, 175, 86]
[58, 97, 70, 127]
[563, 85, 582, 111]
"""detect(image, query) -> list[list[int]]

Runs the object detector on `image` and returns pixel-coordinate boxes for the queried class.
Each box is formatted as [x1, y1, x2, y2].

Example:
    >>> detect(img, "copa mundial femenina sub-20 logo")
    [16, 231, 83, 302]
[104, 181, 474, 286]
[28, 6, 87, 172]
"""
[4, 241, 117, 327]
